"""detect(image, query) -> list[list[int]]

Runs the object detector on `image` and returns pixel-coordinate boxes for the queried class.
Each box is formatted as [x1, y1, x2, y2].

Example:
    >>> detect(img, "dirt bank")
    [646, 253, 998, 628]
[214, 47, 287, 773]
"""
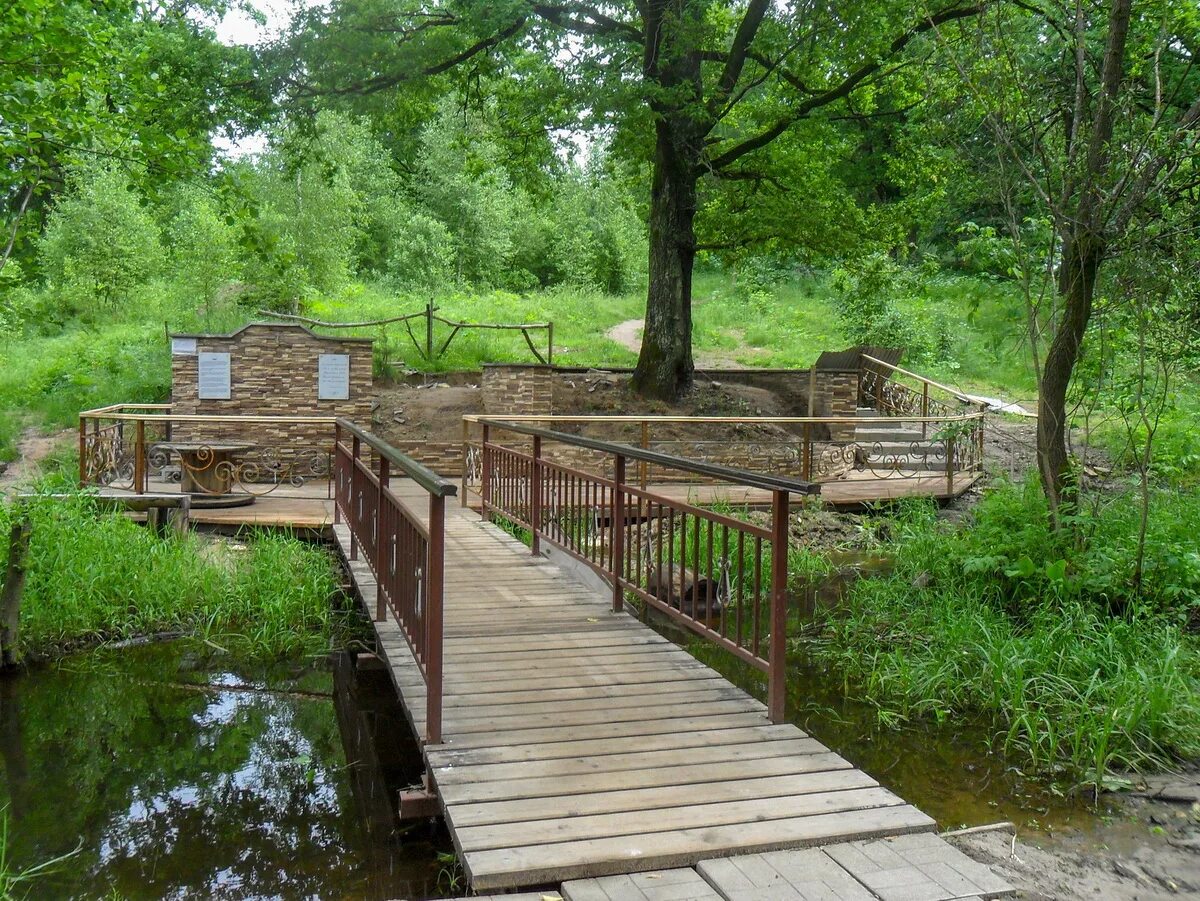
[0, 428, 73, 495]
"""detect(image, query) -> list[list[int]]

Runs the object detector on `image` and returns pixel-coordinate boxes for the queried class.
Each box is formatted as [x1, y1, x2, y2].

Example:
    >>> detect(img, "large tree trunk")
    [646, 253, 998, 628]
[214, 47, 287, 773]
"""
[1038, 232, 1103, 513]
[632, 120, 700, 401]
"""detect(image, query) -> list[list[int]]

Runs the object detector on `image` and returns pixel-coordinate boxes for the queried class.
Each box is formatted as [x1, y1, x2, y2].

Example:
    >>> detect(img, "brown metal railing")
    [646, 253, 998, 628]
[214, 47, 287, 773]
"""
[462, 411, 986, 501]
[859, 353, 988, 429]
[334, 419, 456, 746]
[78, 405, 337, 496]
[477, 419, 819, 723]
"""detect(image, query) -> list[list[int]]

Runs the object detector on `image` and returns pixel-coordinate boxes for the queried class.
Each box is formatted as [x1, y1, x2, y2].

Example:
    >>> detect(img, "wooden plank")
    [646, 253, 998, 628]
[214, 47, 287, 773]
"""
[445, 770, 879, 829]
[435, 712, 774, 750]
[430, 723, 805, 766]
[822, 834, 1014, 901]
[562, 868, 721, 901]
[434, 736, 828, 786]
[462, 805, 936, 890]
[438, 752, 854, 806]
[455, 787, 906, 853]
[441, 691, 748, 719]
[444, 698, 763, 735]
[698, 847, 877, 900]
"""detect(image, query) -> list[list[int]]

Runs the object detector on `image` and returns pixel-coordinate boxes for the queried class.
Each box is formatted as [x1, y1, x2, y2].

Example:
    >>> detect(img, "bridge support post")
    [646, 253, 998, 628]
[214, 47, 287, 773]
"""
[945, 435, 955, 496]
[768, 489, 789, 723]
[612, 454, 625, 613]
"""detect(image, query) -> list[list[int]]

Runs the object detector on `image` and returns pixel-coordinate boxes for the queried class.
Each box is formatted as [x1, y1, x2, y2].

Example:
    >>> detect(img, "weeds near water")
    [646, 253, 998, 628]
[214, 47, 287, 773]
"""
[804, 479, 1200, 788]
[0, 807, 82, 900]
[435, 851, 464, 892]
[0, 492, 343, 660]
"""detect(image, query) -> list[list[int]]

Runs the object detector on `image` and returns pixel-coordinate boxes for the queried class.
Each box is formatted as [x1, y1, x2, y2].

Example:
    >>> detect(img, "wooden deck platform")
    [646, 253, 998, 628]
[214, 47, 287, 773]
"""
[99, 468, 982, 532]
[333, 482, 940, 892]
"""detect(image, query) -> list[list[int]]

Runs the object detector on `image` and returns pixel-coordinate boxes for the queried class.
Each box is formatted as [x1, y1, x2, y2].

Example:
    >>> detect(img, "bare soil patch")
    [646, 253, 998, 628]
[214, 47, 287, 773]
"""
[0, 428, 73, 495]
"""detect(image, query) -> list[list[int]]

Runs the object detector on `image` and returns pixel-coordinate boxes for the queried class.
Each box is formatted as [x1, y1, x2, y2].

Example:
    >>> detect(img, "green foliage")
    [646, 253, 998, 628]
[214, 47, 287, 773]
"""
[37, 163, 163, 317]
[808, 481, 1200, 783]
[0, 492, 342, 659]
[166, 183, 242, 320]
[829, 253, 950, 362]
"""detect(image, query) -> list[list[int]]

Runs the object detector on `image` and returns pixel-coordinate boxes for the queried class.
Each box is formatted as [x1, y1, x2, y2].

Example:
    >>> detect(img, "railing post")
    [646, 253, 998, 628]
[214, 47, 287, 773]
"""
[946, 434, 956, 496]
[922, 383, 929, 439]
[768, 489, 789, 723]
[612, 454, 626, 613]
[376, 455, 389, 623]
[333, 422, 342, 525]
[350, 434, 360, 561]
[530, 435, 542, 556]
[977, 414, 985, 472]
[78, 417, 87, 487]
[640, 420, 649, 491]
[425, 493, 445, 746]
[134, 419, 146, 495]
[801, 423, 812, 482]
[460, 418, 470, 507]
[480, 423, 492, 522]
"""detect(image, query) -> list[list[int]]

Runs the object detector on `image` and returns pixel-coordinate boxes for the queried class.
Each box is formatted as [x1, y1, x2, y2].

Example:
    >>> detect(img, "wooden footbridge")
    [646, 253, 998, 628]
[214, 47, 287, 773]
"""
[75, 355, 1012, 898]
[324, 421, 1011, 898]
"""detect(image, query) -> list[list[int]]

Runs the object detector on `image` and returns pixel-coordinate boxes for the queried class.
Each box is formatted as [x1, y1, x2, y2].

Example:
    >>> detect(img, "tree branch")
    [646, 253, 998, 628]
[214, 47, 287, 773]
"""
[707, 0, 771, 117]
[703, 3, 985, 173]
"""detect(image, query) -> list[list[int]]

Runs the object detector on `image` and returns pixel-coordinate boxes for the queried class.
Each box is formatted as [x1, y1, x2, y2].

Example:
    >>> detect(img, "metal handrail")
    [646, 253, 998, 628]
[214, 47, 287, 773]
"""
[860, 354, 985, 410]
[476, 419, 820, 496]
[464, 412, 985, 425]
[335, 418, 457, 498]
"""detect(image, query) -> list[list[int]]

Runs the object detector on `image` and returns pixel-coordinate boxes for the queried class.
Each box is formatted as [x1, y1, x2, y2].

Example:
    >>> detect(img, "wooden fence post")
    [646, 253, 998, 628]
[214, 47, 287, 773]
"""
[612, 454, 625, 613]
[333, 422, 342, 526]
[425, 494, 445, 746]
[768, 489, 789, 723]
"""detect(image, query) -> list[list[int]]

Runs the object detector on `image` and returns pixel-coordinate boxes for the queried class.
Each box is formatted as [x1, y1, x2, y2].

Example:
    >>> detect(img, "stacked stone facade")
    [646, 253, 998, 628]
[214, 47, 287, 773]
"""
[169, 323, 373, 472]
[481, 364, 554, 415]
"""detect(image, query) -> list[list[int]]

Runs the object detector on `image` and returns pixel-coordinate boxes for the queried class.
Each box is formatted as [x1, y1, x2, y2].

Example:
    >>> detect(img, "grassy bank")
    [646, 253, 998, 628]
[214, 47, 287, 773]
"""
[804, 481, 1200, 785]
[0, 491, 344, 660]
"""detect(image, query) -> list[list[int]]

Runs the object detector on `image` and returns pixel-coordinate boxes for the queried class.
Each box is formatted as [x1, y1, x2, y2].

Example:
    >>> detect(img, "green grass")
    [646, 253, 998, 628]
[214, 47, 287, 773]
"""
[0, 491, 344, 660]
[805, 481, 1200, 786]
[0, 266, 1034, 464]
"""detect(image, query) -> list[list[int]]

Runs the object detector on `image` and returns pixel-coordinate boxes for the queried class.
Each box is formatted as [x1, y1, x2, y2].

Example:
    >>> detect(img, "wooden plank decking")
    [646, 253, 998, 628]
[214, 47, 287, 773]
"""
[334, 481, 937, 892]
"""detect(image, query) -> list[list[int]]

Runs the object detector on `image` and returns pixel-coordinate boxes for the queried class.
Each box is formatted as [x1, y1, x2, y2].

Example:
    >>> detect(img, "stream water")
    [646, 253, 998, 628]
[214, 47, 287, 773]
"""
[0, 640, 454, 900]
[0, 561, 1126, 900]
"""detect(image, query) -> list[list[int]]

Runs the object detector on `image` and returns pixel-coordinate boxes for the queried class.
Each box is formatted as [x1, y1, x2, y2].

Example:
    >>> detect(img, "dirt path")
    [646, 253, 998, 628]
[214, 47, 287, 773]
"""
[605, 318, 761, 369]
[0, 428, 73, 495]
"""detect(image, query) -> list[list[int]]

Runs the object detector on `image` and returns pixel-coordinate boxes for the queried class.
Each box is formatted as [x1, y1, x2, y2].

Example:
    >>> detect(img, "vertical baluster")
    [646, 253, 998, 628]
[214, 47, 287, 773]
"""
[426, 493, 445, 746]
[612, 455, 625, 613]
[752, 536, 763, 657]
[480, 424, 492, 521]
[735, 531, 745, 646]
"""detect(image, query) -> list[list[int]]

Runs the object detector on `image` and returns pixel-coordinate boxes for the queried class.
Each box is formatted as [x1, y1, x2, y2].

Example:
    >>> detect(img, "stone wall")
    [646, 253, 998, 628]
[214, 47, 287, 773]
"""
[808, 369, 859, 441]
[481, 364, 554, 416]
[169, 323, 373, 472]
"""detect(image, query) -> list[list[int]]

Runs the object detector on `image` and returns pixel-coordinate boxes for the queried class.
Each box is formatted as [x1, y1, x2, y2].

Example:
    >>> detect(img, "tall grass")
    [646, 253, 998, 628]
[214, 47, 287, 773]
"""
[805, 482, 1200, 785]
[0, 492, 343, 659]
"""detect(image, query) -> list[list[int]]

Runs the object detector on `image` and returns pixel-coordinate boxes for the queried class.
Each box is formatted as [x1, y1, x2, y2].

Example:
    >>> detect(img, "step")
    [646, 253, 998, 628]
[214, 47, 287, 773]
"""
[854, 427, 926, 442]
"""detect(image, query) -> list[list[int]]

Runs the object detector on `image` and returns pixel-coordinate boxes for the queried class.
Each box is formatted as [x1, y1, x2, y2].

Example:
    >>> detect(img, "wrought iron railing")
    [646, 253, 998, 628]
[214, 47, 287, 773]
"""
[78, 405, 337, 496]
[476, 419, 820, 723]
[334, 419, 456, 745]
[859, 354, 988, 428]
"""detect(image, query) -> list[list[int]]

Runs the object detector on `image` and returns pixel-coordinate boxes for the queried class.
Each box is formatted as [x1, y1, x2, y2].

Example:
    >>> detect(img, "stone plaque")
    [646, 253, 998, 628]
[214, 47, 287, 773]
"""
[171, 337, 197, 356]
[318, 353, 350, 400]
[197, 352, 231, 399]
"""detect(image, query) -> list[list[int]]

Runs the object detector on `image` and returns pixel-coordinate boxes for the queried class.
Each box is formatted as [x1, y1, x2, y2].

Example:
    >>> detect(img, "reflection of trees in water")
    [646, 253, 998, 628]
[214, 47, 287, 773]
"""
[0, 642, 406, 899]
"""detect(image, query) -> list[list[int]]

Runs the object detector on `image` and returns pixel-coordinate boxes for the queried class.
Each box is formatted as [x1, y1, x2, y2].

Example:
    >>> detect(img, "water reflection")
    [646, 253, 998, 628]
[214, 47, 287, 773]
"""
[0, 641, 455, 900]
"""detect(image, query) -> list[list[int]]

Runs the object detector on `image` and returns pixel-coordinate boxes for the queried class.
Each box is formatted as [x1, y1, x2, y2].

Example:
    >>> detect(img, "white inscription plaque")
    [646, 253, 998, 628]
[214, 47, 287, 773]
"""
[171, 337, 197, 356]
[318, 354, 350, 400]
[197, 352, 231, 399]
